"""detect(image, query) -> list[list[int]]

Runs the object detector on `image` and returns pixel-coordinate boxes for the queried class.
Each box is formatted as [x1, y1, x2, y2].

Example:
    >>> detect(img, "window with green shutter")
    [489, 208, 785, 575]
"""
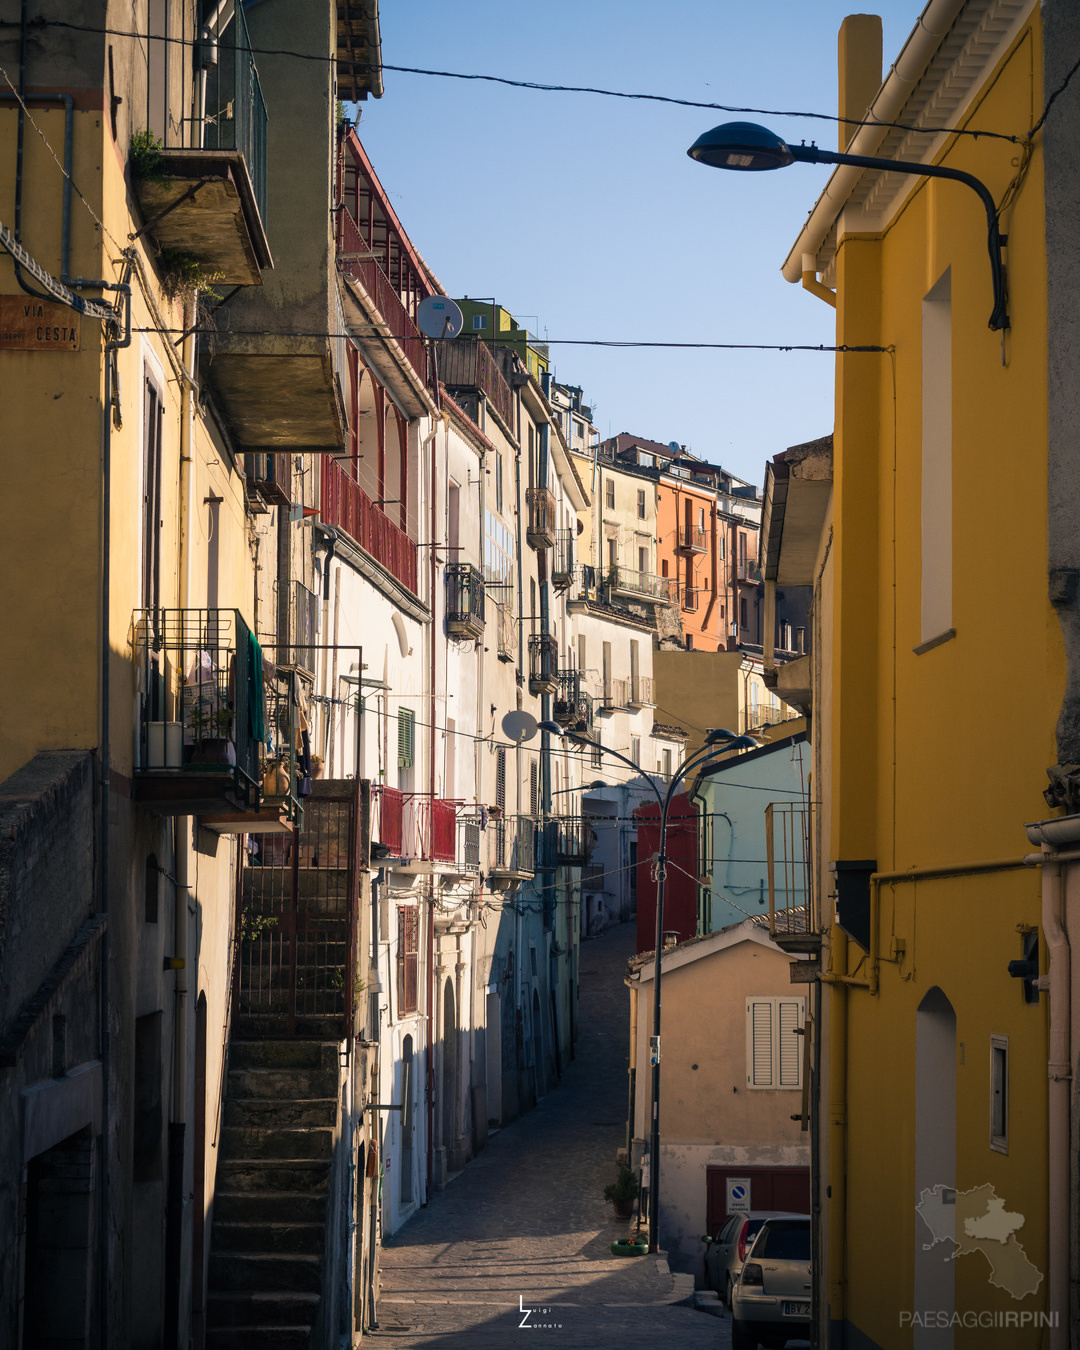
[398, 708, 415, 768]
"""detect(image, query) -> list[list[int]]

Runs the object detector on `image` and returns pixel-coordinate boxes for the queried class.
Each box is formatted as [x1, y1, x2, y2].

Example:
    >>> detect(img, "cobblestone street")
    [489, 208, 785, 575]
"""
[369, 920, 728, 1349]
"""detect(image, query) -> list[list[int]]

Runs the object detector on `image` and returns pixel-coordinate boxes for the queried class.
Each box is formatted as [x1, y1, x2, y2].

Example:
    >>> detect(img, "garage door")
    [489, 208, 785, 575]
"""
[705, 1165, 810, 1234]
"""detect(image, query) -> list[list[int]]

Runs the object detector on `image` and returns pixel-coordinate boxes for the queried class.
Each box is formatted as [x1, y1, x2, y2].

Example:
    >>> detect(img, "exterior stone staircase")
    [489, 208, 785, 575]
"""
[206, 1040, 341, 1350]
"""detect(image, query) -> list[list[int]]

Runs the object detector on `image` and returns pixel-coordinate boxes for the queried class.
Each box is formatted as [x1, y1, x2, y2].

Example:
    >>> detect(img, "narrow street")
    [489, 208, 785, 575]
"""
[370, 920, 728, 1349]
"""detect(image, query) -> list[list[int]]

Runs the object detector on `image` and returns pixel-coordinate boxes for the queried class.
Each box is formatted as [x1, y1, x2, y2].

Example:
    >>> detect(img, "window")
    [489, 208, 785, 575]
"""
[663, 748, 672, 779]
[638, 547, 648, 574]
[686, 634, 694, 650]
[591, 733, 603, 768]
[990, 1035, 1008, 1153]
[495, 453, 504, 513]
[921, 269, 952, 644]
[746, 996, 804, 1089]
[605, 478, 615, 510]
[607, 538, 618, 569]
[472, 314, 487, 331]
[740, 597, 748, 629]
[602, 642, 612, 702]
[529, 760, 539, 816]
[698, 506, 705, 531]
[637, 489, 646, 519]
[631, 737, 641, 767]
[396, 907, 419, 1014]
[141, 372, 164, 611]
[397, 708, 415, 768]
[496, 747, 506, 813]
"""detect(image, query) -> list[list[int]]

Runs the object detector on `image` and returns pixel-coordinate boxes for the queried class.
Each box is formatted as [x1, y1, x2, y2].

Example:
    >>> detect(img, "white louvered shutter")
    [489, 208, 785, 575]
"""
[748, 999, 775, 1087]
[777, 1000, 803, 1087]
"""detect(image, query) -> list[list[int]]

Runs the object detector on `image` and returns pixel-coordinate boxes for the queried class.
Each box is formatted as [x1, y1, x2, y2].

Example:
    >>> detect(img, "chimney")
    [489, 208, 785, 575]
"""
[838, 15, 883, 151]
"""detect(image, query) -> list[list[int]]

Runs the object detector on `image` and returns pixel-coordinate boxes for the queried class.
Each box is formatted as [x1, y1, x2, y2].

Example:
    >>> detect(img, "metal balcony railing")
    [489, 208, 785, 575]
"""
[553, 528, 575, 586]
[132, 609, 300, 822]
[526, 487, 557, 550]
[320, 457, 418, 594]
[460, 819, 482, 872]
[204, 2, 268, 223]
[738, 557, 763, 582]
[682, 586, 700, 612]
[290, 580, 318, 674]
[678, 526, 708, 553]
[244, 452, 291, 508]
[337, 205, 430, 388]
[555, 816, 593, 864]
[528, 633, 560, 694]
[490, 814, 537, 877]
[374, 785, 404, 856]
[553, 670, 594, 733]
[606, 566, 678, 606]
[765, 802, 815, 938]
[435, 338, 515, 431]
[402, 794, 457, 864]
[445, 563, 485, 639]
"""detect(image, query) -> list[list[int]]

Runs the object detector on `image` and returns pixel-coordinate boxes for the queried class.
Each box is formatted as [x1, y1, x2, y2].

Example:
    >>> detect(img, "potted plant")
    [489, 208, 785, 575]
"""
[603, 1164, 639, 1219]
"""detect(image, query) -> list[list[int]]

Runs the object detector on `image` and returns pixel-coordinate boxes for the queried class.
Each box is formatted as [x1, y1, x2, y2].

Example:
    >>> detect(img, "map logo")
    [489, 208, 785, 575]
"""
[916, 1184, 1042, 1299]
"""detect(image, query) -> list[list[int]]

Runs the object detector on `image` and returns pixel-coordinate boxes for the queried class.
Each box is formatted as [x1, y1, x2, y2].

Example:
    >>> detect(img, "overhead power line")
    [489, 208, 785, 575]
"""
[5, 15, 1026, 144]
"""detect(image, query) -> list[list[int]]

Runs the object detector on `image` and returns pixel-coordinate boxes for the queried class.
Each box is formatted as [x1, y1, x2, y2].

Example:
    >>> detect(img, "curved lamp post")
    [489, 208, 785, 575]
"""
[687, 120, 1009, 331]
[540, 720, 756, 1251]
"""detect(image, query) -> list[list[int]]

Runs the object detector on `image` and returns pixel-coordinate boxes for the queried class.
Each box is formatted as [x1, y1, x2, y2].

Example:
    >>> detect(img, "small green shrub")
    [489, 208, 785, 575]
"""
[130, 128, 166, 182]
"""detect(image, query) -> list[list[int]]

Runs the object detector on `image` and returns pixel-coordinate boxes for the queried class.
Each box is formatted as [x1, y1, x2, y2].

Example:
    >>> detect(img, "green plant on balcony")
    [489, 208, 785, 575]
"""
[157, 249, 224, 305]
[129, 128, 167, 182]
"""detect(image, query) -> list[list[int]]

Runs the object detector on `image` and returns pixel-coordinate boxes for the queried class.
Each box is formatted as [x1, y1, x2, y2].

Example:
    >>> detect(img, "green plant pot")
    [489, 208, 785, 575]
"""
[610, 1239, 648, 1258]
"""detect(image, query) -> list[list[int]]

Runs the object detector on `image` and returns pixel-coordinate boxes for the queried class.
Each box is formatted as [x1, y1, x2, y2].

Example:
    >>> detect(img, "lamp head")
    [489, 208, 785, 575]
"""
[687, 121, 794, 172]
[703, 727, 739, 745]
[538, 720, 566, 737]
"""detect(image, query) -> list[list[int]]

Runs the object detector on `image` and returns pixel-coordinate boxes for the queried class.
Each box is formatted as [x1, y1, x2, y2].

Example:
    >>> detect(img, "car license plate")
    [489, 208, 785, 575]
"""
[784, 1301, 811, 1317]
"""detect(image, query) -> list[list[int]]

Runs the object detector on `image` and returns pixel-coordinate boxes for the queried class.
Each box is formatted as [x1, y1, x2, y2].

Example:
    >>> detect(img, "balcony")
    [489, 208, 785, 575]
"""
[738, 557, 763, 582]
[627, 675, 655, 708]
[321, 457, 418, 595]
[765, 802, 820, 968]
[528, 633, 560, 696]
[497, 602, 516, 662]
[553, 528, 575, 587]
[435, 338, 515, 433]
[396, 795, 460, 874]
[446, 563, 485, 640]
[605, 566, 677, 606]
[526, 487, 557, 551]
[373, 785, 404, 856]
[133, 6, 270, 285]
[553, 671, 594, 734]
[243, 452, 291, 510]
[337, 203, 430, 395]
[488, 815, 536, 886]
[288, 580, 318, 676]
[682, 586, 700, 612]
[131, 609, 299, 832]
[678, 526, 708, 554]
[555, 816, 593, 865]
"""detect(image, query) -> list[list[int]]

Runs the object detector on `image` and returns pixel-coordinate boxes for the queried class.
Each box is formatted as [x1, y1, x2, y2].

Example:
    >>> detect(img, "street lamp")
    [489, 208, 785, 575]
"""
[539, 719, 756, 1252]
[687, 120, 1009, 331]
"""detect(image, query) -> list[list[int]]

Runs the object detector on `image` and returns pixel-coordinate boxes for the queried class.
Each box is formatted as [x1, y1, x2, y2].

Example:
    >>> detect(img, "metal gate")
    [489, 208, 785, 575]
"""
[236, 779, 361, 1038]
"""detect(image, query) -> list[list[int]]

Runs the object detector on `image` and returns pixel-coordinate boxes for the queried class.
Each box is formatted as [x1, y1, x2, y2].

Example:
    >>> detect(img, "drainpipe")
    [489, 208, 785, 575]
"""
[801, 253, 837, 308]
[825, 935, 849, 1342]
[1023, 824, 1075, 1350]
[165, 296, 198, 1345]
[424, 417, 440, 1194]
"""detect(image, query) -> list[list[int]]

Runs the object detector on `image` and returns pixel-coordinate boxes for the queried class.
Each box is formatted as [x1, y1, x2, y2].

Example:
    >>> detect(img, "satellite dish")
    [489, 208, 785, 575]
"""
[417, 296, 464, 340]
[668, 440, 681, 455]
[501, 710, 539, 743]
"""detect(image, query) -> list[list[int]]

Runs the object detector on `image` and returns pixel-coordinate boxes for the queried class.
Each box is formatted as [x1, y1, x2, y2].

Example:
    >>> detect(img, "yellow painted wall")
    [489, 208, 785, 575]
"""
[823, 13, 1055, 1346]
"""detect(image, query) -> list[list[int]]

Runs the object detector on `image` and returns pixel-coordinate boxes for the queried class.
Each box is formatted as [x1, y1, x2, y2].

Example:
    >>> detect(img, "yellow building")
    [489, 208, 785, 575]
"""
[721, 3, 1070, 1346]
[787, 5, 1056, 1346]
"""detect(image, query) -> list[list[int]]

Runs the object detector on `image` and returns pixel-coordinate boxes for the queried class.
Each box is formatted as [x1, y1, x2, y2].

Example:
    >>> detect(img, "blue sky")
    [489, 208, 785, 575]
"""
[351, 2, 922, 487]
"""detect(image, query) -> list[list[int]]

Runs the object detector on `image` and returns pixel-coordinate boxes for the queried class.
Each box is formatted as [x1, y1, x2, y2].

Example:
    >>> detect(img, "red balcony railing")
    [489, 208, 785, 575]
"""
[435, 338, 515, 432]
[375, 786, 404, 855]
[403, 794, 458, 863]
[336, 205, 430, 388]
[321, 457, 418, 594]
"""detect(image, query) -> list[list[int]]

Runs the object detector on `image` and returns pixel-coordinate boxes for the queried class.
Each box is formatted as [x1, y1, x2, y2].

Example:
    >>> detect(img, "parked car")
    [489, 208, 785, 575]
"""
[700, 1210, 805, 1306]
[730, 1214, 812, 1350]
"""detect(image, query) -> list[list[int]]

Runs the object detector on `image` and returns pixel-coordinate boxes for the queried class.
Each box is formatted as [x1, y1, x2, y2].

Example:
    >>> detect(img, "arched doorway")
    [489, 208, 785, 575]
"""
[532, 988, 545, 1099]
[914, 986, 956, 1348]
[441, 980, 458, 1163]
[400, 1036, 414, 1207]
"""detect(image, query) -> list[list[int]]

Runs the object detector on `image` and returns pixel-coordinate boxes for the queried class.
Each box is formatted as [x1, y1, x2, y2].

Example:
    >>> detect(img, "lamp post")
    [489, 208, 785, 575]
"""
[539, 720, 755, 1252]
[687, 120, 1009, 331]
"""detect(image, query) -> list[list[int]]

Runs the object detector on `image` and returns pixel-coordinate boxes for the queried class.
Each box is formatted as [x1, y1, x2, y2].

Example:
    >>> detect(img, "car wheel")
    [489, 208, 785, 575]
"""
[731, 1321, 758, 1350]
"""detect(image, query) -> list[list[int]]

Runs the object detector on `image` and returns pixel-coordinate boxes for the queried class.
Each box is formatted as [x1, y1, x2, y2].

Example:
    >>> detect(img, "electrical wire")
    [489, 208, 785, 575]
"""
[2, 17, 1023, 145]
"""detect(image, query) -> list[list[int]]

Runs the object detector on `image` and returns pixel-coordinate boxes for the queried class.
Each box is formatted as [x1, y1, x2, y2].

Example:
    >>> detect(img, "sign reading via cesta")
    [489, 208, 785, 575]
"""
[0, 296, 80, 350]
